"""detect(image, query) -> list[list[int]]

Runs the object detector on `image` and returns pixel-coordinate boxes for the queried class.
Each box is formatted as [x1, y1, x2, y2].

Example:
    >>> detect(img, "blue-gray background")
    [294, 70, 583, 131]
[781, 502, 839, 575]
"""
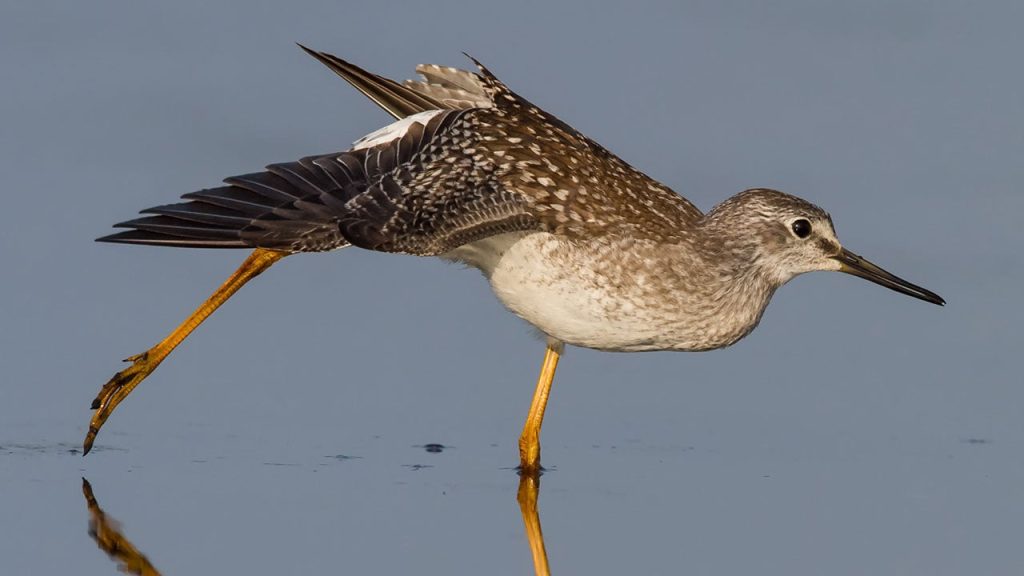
[2, 1, 1021, 574]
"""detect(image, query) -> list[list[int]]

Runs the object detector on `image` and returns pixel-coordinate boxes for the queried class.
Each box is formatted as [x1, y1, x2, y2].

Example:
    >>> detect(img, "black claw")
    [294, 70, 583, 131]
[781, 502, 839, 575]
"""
[90, 398, 101, 410]
[83, 426, 99, 456]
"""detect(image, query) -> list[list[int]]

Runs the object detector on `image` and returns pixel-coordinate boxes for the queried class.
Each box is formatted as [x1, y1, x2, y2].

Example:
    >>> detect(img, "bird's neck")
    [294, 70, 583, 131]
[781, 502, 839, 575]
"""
[664, 235, 781, 350]
[706, 260, 779, 348]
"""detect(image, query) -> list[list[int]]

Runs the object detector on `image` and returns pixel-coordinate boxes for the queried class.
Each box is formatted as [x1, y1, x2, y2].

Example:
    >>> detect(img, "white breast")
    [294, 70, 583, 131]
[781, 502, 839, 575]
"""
[444, 232, 682, 351]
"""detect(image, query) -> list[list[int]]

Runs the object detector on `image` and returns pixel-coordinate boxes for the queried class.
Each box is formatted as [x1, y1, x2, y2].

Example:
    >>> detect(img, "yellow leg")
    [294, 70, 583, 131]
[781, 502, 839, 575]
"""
[517, 473, 551, 576]
[82, 478, 161, 575]
[84, 248, 287, 455]
[518, 341, 562, 475]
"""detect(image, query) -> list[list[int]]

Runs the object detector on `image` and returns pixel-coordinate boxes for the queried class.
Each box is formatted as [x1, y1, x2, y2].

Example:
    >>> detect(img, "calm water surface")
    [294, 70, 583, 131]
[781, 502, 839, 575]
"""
[2, 416, 1018, 575]
[3, 1, 1023, 574]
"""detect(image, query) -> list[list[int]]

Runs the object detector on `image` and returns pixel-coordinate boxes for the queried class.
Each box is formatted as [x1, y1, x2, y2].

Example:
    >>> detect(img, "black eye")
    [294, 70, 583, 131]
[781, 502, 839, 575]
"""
[791, 219, 812, 238]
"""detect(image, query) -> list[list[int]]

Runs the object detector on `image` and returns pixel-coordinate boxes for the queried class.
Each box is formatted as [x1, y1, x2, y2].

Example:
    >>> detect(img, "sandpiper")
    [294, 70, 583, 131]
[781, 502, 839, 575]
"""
[84, 45, 944, 472]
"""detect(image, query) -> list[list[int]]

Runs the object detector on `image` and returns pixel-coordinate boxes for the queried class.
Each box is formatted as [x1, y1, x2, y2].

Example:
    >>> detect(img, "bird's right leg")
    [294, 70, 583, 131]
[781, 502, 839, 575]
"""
[84, 248, 288, 455]
[518, 340, 563, 475]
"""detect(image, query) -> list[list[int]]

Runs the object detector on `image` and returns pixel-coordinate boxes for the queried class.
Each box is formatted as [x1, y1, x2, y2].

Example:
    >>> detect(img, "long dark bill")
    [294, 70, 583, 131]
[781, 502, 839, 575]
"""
[833, 248, 945, 306]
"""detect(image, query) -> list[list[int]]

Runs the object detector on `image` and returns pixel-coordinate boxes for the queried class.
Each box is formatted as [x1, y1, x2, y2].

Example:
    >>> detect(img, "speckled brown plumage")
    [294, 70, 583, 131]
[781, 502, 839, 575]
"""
[100, 47, 943, 353]
[85, 46, 943, 466]
[101, 50, 699, 256]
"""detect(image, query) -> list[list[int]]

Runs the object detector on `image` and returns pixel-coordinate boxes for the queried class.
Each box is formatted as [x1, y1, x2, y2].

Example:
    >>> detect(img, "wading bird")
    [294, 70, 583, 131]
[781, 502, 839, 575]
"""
[85, 46, 944, 473]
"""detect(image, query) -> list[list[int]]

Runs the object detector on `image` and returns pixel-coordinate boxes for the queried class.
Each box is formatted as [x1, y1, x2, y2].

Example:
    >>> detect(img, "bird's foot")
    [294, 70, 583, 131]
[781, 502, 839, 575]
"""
[84, 349, 162, 455]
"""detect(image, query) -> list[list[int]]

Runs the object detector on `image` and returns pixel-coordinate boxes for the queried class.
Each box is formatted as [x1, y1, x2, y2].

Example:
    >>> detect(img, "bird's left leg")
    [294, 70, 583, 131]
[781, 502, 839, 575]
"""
[84, 248, 288, 455]
[518, 340, 563, 475]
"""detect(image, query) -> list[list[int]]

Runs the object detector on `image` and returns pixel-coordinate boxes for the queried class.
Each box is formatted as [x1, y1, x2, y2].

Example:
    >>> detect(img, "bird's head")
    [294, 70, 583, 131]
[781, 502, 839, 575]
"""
[704, 188, 944, 305]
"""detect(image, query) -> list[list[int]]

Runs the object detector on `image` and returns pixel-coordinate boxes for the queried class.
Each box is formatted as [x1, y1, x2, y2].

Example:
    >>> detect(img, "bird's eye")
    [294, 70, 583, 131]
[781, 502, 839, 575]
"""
[791, 219, 812, 238]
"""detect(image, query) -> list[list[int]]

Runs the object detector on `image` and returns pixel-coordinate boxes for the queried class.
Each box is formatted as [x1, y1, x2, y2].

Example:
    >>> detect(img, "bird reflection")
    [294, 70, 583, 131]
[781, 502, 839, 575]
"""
[517, 473, 551, 576]
[81, 478, 161, 576]
[80, 474, 548, 575]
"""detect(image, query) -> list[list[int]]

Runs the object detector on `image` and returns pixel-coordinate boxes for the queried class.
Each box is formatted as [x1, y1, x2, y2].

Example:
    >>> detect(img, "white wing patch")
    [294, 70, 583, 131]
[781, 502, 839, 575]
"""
[352, 110, 445, 150]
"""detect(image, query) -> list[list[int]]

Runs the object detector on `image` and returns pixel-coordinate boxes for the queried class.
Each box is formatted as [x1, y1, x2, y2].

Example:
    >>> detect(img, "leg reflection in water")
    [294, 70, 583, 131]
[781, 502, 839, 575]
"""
[81, 474, 547, 575]
[517, 473, 551, 576]
[81, 478, 161, 576]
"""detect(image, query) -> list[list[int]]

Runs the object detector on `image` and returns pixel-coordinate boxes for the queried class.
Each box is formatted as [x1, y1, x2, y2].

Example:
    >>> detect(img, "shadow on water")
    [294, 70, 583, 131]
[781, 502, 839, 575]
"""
[80, 472, 551, 575]
[81, 478, 161, 576]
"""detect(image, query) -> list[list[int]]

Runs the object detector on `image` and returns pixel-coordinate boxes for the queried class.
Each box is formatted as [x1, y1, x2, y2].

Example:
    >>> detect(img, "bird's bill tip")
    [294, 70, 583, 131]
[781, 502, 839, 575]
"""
[833, 248, 945, 306]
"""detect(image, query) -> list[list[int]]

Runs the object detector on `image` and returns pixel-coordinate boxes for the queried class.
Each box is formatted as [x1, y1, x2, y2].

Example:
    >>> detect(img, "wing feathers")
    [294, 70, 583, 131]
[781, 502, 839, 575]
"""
[101, 52, 541, 254]
[299, 44, 495, 120]
[100, 150, 359, 251]
[298, 44, 445, 120]
[97, 229, 248, 247]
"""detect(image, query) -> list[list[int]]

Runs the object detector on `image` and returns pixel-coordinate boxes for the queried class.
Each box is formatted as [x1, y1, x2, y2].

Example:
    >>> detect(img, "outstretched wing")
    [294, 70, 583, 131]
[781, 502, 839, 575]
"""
[100, 108, 542, 254]
[300, 47, 705, 235]
[100, 48, 699, 254]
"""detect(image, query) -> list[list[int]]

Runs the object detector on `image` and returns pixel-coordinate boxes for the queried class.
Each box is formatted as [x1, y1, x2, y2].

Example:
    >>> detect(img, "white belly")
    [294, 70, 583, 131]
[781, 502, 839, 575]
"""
[443, 232, 687, 351]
